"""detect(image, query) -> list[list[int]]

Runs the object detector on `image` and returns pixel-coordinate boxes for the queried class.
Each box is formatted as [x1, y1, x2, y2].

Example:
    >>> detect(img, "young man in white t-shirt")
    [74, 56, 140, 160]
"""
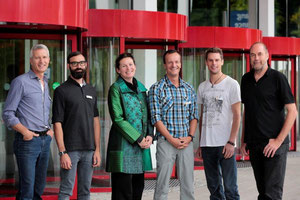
[196, 47, 241, 200]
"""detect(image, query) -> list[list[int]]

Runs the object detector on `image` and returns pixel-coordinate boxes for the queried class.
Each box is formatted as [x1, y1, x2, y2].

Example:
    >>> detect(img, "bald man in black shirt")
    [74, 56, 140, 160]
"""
[241, 42, 297, 200]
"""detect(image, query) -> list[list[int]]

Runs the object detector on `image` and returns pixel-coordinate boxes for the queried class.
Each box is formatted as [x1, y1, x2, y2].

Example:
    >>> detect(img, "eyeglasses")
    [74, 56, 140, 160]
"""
[69, 61, 87, 67]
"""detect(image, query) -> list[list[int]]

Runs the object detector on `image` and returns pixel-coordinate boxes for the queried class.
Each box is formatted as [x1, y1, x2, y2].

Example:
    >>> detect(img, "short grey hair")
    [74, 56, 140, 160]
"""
[30, 44, 50, 58]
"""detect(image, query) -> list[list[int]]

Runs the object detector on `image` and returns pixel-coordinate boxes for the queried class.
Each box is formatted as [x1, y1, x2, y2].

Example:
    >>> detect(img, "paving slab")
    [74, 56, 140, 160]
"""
[91, 153, 300, 200]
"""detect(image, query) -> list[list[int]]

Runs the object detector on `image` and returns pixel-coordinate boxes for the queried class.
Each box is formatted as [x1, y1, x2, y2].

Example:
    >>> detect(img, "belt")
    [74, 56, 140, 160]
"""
[30, 129, 49, 136]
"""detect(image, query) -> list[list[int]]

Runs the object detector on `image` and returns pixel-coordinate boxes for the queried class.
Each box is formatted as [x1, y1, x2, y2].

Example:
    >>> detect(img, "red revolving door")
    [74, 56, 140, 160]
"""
[0, 0, 88, 199]
[263, 36, 300, 151]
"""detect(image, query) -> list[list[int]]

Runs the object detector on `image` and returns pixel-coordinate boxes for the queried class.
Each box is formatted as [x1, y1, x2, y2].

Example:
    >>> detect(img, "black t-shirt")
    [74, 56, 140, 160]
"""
[241, 67, 295, 147]
[52, 77, 99, 151]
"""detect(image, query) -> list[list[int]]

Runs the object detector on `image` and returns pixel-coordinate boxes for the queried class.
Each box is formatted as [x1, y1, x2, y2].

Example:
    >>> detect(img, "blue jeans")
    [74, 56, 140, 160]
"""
[58, 151, 94, 200]
[202, 147, 240, 200]
[14, 132, 52, 200]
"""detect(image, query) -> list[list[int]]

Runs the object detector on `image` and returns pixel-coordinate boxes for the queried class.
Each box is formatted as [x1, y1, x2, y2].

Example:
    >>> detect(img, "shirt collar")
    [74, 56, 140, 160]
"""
[67, 76, 86, 87]
[164, 75, 184, 88]
[250, 66, 271, 79]
[28, 69, 48, 83]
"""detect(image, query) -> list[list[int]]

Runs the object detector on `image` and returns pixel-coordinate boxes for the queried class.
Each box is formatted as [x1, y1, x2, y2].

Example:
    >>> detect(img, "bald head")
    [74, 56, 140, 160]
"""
[250, 42, 268, 54]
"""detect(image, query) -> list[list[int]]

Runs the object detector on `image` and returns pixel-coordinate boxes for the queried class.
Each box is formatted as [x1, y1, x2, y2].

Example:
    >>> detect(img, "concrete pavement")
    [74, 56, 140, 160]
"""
[91, 152, 300, 200]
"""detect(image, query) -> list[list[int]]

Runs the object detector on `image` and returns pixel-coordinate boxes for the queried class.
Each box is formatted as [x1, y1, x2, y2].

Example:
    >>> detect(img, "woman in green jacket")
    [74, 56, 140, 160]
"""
[106, 53, 153, 200]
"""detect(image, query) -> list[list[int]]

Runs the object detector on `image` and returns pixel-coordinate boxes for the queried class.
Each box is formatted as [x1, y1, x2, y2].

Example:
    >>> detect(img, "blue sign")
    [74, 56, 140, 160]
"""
[230, 10, 249, 28]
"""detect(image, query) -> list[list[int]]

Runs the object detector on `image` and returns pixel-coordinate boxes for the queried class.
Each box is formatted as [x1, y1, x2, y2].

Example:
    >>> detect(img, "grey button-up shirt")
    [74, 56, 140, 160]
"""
[2, 70, 51, 131]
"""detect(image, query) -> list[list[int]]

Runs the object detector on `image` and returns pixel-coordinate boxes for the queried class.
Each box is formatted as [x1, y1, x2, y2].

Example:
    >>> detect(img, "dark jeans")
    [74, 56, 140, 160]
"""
[14, 132, 52, 200]
[111, 172, 144, 200]
[249, 143, 288, 200]
[202, 147, 240, 200]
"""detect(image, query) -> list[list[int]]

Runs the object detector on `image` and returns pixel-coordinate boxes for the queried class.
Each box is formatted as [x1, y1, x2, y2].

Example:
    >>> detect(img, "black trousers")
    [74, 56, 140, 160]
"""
[111, 172, 144, 200]
[249, 143, 288, 200]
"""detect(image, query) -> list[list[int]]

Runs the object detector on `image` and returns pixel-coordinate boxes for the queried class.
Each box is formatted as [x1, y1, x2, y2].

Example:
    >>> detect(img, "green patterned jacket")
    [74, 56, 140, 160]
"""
[106, 77, 153, 173]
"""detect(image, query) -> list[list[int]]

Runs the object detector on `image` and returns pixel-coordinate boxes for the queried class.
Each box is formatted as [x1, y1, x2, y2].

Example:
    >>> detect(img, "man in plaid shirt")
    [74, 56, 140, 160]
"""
[149, 50, 198, 200]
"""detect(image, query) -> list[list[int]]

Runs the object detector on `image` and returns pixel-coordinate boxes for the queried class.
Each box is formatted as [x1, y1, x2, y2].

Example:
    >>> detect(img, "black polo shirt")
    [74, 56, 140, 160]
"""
[241, 67, 295, 147]
[52, 77, 99, 151]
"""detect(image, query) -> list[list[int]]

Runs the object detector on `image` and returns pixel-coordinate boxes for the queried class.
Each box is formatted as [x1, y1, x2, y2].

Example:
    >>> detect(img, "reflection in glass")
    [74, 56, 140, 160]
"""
[271, 59, 291, 84]
[157, 0, 178, 13]
[289, 1, 300, 37]
[271, 59, 293, 149]
[275, 0, 300, 37]
[275, 0, 287, 37]
[229, 0, 249, 28]
[85, 37, 119, 187]
[190, 0, 227, 26]
[156, 50, 165, 81]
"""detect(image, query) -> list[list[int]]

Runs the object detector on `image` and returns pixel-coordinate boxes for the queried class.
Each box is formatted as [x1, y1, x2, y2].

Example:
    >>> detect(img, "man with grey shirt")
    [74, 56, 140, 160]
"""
[2, 44, 53, 200]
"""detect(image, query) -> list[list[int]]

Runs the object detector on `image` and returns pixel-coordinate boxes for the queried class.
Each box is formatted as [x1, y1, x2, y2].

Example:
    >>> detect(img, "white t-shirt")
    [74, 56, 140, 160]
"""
[197, 76, 241, 147]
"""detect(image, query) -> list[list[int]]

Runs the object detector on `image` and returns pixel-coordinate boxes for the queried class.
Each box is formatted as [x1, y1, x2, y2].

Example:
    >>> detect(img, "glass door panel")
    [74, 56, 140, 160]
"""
[271, 59, 291, 84]
[0, 38, 70, 197]
[271, 59, 294, 150]
[84, 37, 119, 188]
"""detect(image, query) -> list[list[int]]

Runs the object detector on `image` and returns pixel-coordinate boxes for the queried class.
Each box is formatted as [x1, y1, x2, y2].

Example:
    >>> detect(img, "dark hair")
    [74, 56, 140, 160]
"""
[67, 51, 85, 63]
[249, 42, 269, 53]
[115, 53, 135, 69]
[205, 47, 224, 61]
[163, 50, 181, 64]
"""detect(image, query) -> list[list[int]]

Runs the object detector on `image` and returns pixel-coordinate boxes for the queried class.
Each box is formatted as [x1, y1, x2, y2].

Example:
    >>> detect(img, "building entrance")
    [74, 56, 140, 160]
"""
[0, 36, 73, 199]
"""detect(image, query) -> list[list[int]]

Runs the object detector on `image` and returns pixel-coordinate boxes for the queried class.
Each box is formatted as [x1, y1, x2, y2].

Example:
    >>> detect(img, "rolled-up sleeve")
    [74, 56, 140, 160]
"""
[2, 79, 24, 129]
[189, 89, 199, 121]
[148, 85, 162, 125]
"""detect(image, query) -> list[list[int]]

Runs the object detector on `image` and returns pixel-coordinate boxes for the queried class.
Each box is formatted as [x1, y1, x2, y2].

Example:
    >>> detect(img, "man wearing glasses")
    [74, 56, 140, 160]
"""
[52, 51, 101, 199]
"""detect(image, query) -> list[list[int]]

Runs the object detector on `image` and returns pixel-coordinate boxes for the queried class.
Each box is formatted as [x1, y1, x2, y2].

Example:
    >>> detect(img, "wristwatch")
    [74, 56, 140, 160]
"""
[188, 134, 194, 141]
[227, 141, 235, 146]
[59, 151, 67, 156]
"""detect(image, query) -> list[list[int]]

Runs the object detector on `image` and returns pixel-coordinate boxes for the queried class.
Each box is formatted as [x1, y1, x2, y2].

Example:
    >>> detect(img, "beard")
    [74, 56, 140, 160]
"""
[253, 62, 267, 73]
[70, 68, 86, 79]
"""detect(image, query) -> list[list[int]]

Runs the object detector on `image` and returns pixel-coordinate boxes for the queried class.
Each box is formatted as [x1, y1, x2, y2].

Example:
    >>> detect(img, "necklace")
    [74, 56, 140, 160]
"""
[211, 73, 223, 88]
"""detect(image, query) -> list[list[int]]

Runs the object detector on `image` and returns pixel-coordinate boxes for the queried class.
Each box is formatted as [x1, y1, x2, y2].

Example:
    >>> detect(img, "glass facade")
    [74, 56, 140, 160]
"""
[84, 37, 119, 187]
[229, 0, 249, 28]
[275, 0, 300, 37]
[190, 0, 228, 26]
[271, 58, 293, 148]
[156, 50, 166, 81]
[157, 0, 178, 13]
[289, 1, 300, 37]
[275, 0, 287, 36]
[271, 59, 292, 83]
[90, 0, 119, 9]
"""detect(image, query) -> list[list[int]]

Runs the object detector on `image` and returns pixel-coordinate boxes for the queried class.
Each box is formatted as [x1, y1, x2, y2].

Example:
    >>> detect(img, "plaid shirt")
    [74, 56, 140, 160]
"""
[148, 75, 199, 138]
